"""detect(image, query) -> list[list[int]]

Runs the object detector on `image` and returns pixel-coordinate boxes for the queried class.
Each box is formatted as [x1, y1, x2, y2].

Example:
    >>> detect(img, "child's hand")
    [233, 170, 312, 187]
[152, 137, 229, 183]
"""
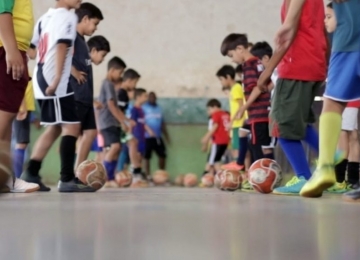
[201, 143, 208, 152]
[6, 48, 25, 80]
[16, 110, 27, 121]
[45, 85, 57, 96]
[201, 136, 208, 146]
[72, 68, 87, 84]
[235, 107, 246, 120]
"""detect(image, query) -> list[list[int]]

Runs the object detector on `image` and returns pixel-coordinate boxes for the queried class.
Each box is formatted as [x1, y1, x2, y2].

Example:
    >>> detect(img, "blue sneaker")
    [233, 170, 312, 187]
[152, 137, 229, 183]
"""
[273, 176, 307, 195]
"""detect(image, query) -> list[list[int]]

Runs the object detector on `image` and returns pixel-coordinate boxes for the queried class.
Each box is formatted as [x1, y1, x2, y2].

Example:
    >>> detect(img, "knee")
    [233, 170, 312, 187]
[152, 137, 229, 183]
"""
[111, 143, 121, 153]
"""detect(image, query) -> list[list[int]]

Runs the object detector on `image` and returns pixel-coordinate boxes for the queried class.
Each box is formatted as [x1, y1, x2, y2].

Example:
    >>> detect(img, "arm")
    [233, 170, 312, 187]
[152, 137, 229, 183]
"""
[201, 123, 219, 145]
[232, 98, 244, 122]
[145, 124, 155, 137]
[236, 87, 262, 120]
[161, 121, 170, 143]
[107, 99, 127, 124]
[71, 66, 87, 85]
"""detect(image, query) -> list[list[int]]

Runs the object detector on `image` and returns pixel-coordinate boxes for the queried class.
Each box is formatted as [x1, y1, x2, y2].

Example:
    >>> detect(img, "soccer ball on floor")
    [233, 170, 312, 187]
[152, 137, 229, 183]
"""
[174, 174, 185, 186]
[115, 170, 133, 188]
[215, 170, 242, 191]
[152, 170, 169, 186]
[248, 159, 282, 194]
[76, 160, 107, 191]
[184, 173, 198, 187]
[201, 173, 214, 187]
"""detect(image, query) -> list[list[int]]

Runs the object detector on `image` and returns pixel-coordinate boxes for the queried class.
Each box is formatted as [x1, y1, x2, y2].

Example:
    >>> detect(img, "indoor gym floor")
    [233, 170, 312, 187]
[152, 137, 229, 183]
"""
[1, 188, 360, 260]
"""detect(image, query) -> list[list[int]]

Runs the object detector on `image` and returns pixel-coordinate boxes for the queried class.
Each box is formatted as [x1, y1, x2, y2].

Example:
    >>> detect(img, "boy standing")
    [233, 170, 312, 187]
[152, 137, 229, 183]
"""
[201, 99, 230, 173]
[98, 57, 128, 188]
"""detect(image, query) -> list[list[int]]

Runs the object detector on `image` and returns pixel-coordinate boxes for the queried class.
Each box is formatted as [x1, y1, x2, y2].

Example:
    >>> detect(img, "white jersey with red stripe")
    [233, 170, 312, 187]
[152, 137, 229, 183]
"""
[31, 8, 77, 99]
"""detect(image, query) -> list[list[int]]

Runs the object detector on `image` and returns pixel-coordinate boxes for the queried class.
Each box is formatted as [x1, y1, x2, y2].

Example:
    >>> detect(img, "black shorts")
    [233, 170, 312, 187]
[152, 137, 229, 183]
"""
[101, 126, 121, 148]
[241, 122, 277, 148]
[75, 102, 96, 132]
[37, 95, 79, 125]
[207, 144, 228, 165]
[144, 137, 166, 159]
[13, 111, 32, 144]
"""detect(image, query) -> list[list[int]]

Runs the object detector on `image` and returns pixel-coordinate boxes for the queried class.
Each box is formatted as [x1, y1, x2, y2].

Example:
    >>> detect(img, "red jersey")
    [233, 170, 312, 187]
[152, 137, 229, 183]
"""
[347, 101, 360, 108]
[243, 57, 270, 124]
[278, 0, 327, 81]
[211, 110, 230, 145]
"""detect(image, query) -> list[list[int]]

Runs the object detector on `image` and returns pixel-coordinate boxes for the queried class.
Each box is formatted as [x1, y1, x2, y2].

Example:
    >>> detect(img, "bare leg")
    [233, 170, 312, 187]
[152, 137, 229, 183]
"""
[348, 130, 359, 162]
[128, 138, 141, 168]
[30, 125, 61, 160]
[159, 157, 166, 170]
[75, 129, 97, 169]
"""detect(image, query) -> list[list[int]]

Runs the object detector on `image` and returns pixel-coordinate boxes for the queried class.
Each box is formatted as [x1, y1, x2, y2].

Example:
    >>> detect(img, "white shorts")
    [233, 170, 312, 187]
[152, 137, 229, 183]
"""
[342, 107, 359, 131]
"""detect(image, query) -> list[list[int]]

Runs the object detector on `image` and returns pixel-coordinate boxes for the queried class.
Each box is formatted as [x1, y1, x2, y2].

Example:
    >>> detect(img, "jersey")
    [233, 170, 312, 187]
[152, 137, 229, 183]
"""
[98, 79, 119, 130]
[142, 103, 163, 138]
[31, 8, 78, 99]
[243, 57, 270, 124]
[0, 0, 34, 51]
[131, 106, 146, 144]
[229, 82, 247, 128]
[117, 88, 129, 112]
[278, 0, 327, 81]
[71, 33, 93, 106]
[211, 110, 230, 145]
[332, 0, 360, 52]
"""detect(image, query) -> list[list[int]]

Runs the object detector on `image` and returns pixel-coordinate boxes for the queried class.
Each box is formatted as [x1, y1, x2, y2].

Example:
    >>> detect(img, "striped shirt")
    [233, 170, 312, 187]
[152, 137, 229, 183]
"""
[243, 57, 270, 124]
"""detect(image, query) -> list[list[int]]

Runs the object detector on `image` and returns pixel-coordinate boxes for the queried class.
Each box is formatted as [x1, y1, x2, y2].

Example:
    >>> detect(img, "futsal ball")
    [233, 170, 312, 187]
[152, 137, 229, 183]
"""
[201, 173, 214, 187]
[152, 170, 169, 185]
[248, 159, 282, 194]
[184, 173, 198, 187]
[115, 170, 133, 188]
[174, 174, 185, 186]
[215, 170, 242, 191]
[0, 148, 11, 188]
[76, 160, 107, 190]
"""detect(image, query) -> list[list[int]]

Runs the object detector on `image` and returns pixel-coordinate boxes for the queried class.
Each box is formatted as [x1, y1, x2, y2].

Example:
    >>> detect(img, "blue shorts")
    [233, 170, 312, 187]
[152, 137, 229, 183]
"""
[324, 52, 360, 102]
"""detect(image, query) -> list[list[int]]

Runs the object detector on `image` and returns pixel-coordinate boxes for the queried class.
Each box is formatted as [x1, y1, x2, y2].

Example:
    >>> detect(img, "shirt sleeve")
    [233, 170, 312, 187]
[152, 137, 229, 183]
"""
[0, 0, 14, 14]
[30, 19, 41, 49]
[55, 12, 77, 46]
[211, 113, 220, 126]
[103, 81, 115, 102]
[231, 84, 244, 101]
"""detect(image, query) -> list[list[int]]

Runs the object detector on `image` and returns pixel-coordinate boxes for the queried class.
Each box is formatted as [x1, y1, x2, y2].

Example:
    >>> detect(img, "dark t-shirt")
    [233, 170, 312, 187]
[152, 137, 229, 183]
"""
[70, 33, 93, 105]
[117, 88, 129, 112]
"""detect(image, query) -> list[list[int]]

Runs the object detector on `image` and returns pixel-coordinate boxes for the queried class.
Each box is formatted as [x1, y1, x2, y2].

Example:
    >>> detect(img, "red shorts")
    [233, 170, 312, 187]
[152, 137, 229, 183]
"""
[0, 47, 29, 113]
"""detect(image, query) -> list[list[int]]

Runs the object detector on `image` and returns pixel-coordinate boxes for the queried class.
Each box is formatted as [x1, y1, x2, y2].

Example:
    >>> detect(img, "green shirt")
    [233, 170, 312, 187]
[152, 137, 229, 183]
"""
[0, 0, 14, 14]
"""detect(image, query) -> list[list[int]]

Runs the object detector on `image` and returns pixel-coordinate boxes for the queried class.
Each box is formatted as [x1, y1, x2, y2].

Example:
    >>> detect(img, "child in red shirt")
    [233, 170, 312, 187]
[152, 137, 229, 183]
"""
[201, 99, 230, 173]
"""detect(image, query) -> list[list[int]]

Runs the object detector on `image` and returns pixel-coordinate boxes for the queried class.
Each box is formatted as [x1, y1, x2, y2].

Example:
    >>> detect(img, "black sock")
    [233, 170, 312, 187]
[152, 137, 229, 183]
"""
[335, 159, 348, 183]
[264, 153, 274, 160]
[347, 162, 359, 185]
[60, 136, 77, 182]
[27, 159, 42, 177]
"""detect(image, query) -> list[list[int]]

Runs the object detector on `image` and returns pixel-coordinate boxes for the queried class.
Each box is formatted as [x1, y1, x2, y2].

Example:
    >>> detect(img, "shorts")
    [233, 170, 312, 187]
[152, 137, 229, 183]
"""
[13, 111, 32, 144]
[0, 47, 29, 113]
[231, 128, 239, 150]
[101, 127, 121, 148]
[241, 122, 277, 148]
[75, 102, 96, 132]
[144, 137, 166, 159]
[270, 79, 322, 140]
[207, 144, 228, 165]
[342, 107, 359, 131]
[37, 95, 80, 125]
[324, 52, 360, 101]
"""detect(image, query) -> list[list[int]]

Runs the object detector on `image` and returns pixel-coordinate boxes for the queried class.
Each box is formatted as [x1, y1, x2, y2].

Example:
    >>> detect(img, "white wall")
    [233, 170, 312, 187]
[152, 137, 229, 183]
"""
[31, 0, 284, 97]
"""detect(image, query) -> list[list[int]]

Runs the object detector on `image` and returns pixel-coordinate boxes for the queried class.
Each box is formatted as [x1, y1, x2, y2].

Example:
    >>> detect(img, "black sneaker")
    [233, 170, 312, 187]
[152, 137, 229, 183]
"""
[348, 182, 360, 190]
[343, 188, 360, 202]
[21, 171, 51, 192]
[58, 178, 96, 193]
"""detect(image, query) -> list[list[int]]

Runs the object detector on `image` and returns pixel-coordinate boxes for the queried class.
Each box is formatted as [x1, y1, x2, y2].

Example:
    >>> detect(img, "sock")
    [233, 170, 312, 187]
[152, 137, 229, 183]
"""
[279, 138, 311, 180]
[26, 159, 42, 177]
[251, 144, 265, 161]
[104, 161, 116, 180]
[264, 153, 274, 160]
[59, 136, 77, 182]
[13, 148, 25, 178]
[347, 162, 360, 185]
[335, 159, 348, 183]
[304, 125, 319, 154]
[237, 137, 248, 166]
[318, 113, 342, 166]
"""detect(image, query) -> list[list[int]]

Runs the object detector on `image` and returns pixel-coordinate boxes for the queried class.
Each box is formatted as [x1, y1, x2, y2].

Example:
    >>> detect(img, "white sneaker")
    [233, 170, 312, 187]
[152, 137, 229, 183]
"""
[8, 178, 40, 193]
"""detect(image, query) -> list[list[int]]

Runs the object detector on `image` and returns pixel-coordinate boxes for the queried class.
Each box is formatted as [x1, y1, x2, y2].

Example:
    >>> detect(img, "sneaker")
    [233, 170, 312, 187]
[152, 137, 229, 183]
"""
[347, 182, 360, 190]
[221, 162, 244, 171]
[131, 175, 149, 188]
[273, 176, 307, 195]
[300, 165, 336, 198]
[8, 178, 40, 193]
[58, 178, 96, 193]
[241, 179, 254, 191]
[104, 180, 119, 188]
[21, 171, 51, 192]
[326, 181, 349, 194]
[343, 188, 360, 202]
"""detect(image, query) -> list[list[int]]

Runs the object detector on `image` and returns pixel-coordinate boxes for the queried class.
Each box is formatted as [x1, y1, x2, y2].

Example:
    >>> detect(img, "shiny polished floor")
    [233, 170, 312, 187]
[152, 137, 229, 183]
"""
[1, 188, 360, 260]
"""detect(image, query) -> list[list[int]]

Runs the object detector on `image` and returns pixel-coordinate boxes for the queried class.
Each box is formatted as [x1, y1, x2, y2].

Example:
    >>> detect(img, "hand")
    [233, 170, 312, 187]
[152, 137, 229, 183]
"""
[201, 137, 208, 146]
[274, 22, 297, 53]
[16, 110, 27, 121]
[45, 85, 57, 96]
[129, 120, 136, 128]
[148, 130, 156, 137]
[73, 69, 87, 84]
[235, 107, 246, 121]
[121, 123, 129, 133]
[6, 48, 25, 81]
[257, 69, 272, 92]
[93, 100, 103, 109]
[201, 143, 208, 152]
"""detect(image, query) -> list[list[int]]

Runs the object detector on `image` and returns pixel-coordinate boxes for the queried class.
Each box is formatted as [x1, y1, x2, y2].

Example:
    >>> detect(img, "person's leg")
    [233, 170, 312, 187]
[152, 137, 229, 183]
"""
[143, 138, 153, 177]
[128, 137, 141, 170]
[101, 127, 121, 184]
[155, 138, 167, 170]
[75, 129, 96, 169]
[231, 128, 239, 160]
[347, 129, 360, 187]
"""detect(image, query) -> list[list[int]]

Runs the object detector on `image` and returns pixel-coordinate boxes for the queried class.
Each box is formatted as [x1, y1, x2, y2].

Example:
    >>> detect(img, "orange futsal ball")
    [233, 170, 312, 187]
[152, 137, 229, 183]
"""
[184, 173, 198, 187]
[215, 170, 242, 191]
[152, 170, 169, 185]
[76, 160, 107, 190]
[248, 159, 282, 194]
[201, 173, 214, 187]
[115, 170, 133, 188]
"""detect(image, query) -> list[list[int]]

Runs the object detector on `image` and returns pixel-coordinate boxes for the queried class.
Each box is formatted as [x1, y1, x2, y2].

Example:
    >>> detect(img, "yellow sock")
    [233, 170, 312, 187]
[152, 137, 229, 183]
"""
[318, 112, 342, 166]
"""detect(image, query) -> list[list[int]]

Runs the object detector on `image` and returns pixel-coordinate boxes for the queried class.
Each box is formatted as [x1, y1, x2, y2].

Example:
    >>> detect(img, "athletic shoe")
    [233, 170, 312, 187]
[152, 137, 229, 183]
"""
[300, 165, 336, 198]
[273, 176, 306, 195]
[241, 179, 253, 191]
[343, 188, 360, 202]
[221, 162, 244, 171]
[8, 178, 40, 193]
[58, 178, 96, 193]
[104, 180, 119, 188]
[326, 181, 349, 194]
[131, 175, 149, 188]
[21, 172, 51, 192]
[347, 182, 360, 190]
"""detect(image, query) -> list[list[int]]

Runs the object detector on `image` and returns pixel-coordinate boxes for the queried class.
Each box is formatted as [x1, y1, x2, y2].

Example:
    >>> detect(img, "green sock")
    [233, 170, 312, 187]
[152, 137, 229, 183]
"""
[318, 112, 342, 167]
